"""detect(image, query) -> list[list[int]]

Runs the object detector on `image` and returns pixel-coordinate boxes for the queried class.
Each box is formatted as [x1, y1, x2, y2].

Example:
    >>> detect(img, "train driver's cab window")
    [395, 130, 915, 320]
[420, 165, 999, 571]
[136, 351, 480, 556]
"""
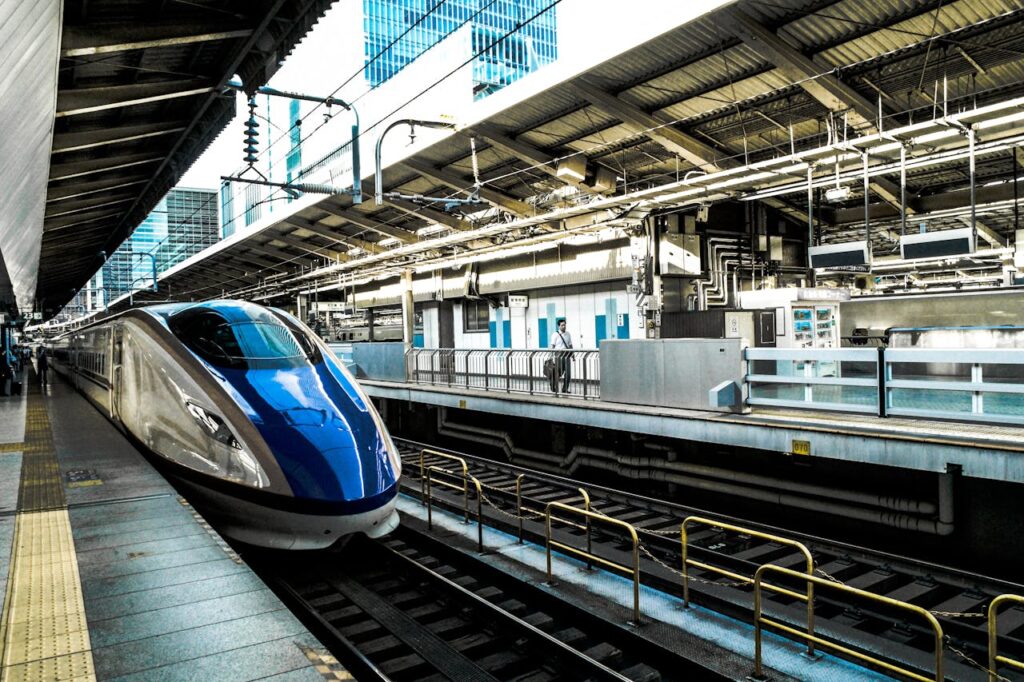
[169, 309, 318, 369]
[463, 300, 490, 333]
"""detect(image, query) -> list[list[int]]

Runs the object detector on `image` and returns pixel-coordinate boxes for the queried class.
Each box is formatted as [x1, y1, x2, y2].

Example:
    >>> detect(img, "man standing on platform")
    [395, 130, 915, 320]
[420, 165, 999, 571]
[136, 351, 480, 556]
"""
[37, 347, 48, 388]
[549, 318, 573, 394]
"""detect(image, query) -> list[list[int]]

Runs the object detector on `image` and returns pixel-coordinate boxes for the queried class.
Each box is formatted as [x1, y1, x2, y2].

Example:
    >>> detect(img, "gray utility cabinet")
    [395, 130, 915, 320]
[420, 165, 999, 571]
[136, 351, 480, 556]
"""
[600, 339, 746, 413]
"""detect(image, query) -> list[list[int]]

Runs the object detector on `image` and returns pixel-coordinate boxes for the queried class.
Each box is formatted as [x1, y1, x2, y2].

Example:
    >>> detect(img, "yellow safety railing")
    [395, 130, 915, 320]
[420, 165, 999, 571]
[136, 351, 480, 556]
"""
[545, 501, 641, 624]
[989, 593, 1024, 682]
[681, 516, 816, 655]
[515, 475, 591, 561]
[754, 564, 944, 682]
[420, 448, 470, 521]
[425, 464, 485, 552]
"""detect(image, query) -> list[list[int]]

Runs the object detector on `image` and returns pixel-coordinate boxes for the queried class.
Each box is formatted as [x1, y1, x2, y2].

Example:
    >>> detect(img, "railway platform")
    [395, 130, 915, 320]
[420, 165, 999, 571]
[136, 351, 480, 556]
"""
[363, 379, 1024, 483]
[0, 368, 340, 681]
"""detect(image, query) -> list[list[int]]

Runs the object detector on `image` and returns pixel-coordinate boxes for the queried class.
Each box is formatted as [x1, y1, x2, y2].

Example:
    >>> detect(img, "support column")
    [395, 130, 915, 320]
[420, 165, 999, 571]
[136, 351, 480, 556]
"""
[402, 269, 414, 353]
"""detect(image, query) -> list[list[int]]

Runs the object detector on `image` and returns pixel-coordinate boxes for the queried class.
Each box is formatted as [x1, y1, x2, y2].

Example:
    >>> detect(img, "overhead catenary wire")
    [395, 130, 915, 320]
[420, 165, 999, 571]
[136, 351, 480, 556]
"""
[87, 3, 1024, 307]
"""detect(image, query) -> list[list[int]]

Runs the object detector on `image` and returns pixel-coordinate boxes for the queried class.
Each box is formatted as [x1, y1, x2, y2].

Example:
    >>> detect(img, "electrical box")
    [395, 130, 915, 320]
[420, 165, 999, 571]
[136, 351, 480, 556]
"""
[659, 233, 701, 275]
[756, 235, 784, 261]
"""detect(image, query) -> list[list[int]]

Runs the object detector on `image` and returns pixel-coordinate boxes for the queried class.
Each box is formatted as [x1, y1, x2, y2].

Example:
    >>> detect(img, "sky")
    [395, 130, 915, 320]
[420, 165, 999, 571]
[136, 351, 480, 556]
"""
[178, 0, 733, 191]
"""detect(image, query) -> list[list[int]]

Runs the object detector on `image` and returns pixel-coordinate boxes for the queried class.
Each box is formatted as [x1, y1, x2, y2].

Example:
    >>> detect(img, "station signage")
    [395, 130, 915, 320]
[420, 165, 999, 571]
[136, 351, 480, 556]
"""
[507, 294, 529, 308]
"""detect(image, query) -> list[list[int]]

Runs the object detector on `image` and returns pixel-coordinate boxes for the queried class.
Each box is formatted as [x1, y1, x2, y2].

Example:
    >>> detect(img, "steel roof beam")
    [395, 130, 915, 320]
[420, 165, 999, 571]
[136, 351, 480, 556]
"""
[267, 233, 348, 262]
[316, 204, 420, 243]
[244, 241, 315, 266]
[55, 79, 215, 117]
[957, 216, 1005, 247]
[280, 216, 383, 254]
[46, 177, 149, 203]
[51, 122, 187, 154]
[232, 249, 293, 273]
[571, 77, 733, 173]
[61, 24, 253, 57]
[383, 197, 472, 232]
[44, 194, 136, 220]
[400, 158, 533, 217]
[473, 122, 598, 193]
[728, 9, 877, 131]
[48, 153, 162, 182]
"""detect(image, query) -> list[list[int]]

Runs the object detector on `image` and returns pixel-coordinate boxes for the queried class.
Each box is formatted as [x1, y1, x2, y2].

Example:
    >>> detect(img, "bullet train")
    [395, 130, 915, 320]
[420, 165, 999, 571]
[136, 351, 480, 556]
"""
[49, 300, 401, 550]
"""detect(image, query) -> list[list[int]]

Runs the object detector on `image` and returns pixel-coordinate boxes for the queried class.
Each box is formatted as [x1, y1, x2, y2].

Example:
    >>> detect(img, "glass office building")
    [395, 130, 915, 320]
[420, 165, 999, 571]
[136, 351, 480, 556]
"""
[363, 0, 557, 98]
[102, 188, 219, 301]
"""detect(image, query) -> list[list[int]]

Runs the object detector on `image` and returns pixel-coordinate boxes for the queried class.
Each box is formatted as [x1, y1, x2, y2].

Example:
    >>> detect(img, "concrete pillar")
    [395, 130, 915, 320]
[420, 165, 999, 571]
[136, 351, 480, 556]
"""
[401, 269, 414, 353]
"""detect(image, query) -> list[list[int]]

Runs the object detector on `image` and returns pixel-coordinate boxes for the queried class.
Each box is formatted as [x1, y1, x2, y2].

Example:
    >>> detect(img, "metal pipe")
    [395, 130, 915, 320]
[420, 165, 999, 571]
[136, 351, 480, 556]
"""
[375, 119, 457, 205]
[401, 269, 414, 354]
[900, 145, 908, 236]
[863, 151, 870, 247]
[969, 126, 977, 243]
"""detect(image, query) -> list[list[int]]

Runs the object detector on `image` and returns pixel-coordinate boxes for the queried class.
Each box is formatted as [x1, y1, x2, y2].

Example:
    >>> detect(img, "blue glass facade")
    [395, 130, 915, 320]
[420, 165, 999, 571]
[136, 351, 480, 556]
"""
[363, 0, 557, 98]
[103, 188, 218, 301]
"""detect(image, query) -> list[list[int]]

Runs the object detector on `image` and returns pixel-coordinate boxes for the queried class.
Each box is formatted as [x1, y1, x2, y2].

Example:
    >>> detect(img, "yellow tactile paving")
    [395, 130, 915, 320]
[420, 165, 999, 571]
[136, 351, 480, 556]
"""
[0, 444, 24, 455]
[0, 378, 95, 682]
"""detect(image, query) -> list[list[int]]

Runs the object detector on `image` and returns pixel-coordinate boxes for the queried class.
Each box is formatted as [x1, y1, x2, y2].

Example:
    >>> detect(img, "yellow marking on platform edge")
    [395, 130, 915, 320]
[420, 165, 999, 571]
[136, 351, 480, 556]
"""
[0, 444, 24, 454]
[0, 510, 95, 682]
[0, 375, 95, 681]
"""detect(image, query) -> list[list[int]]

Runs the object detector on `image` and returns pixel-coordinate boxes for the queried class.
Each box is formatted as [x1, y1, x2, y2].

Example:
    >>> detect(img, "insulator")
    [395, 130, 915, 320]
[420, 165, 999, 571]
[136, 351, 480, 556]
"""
[291, 183, 340, 194]
[244, 135, 258, 146]
[243, 145, 258, 156]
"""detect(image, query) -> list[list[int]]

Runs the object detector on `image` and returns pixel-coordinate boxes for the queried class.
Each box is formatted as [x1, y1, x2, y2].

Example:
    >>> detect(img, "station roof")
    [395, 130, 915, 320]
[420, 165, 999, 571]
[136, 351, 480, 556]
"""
[75, 0, 1024, 315]
[12, 0, 334, 317]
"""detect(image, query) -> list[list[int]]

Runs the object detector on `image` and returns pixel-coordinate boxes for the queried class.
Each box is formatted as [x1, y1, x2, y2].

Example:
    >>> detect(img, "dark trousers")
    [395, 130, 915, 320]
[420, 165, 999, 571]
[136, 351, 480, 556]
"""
[550, 356, 571, 393]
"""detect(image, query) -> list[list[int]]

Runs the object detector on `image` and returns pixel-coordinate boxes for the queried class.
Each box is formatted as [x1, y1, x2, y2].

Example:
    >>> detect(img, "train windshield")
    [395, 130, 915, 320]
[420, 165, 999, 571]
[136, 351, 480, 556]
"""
[169, 309, 320, 370]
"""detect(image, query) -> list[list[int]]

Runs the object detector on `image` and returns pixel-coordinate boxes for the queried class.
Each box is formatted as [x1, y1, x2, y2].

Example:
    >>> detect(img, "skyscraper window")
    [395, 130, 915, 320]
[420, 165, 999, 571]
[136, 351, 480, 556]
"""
[363, 0, 557, 98]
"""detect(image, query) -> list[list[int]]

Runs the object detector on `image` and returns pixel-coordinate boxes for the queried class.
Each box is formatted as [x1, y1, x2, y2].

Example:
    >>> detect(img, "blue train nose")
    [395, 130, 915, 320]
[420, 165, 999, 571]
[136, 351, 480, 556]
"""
[221, 364, 398, 504]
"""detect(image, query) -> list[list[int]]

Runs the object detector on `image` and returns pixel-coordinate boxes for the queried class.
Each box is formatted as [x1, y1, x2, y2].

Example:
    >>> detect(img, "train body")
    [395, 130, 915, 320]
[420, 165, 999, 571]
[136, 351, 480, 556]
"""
[49, 300, 401, 550]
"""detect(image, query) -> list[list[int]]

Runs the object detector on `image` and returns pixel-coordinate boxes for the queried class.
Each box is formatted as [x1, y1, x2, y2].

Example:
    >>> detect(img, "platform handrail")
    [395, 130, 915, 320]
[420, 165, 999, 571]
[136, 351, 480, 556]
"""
[514, 475, 591, 553]
[419, 448, 470, 520]
[744, 346, 881, 416]
[681, 515, 816, 656]
[425, 465, 485, 552]
[988, 593, 1024, 682]
[885, 348, 1024, 424]
[404, 347, 601, 399]
[545, 501, 641, 624]
[754, 564, 944, 682]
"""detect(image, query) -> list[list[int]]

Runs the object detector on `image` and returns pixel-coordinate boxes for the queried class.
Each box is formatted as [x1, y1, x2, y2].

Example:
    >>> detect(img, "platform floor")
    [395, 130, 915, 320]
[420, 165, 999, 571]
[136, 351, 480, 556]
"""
[0, 368, 341, 681]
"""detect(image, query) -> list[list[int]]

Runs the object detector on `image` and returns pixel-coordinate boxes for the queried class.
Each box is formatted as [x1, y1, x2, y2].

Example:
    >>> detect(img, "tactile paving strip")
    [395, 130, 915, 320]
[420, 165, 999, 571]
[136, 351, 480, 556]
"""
[0, 377, 95, 681]
[16, 381, 66, 513]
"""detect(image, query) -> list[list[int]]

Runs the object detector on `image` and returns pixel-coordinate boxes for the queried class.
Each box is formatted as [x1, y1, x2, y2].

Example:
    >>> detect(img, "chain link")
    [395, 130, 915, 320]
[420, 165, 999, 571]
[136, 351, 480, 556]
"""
[421, 465, 997, 625]
[945, 637, 1011, 682]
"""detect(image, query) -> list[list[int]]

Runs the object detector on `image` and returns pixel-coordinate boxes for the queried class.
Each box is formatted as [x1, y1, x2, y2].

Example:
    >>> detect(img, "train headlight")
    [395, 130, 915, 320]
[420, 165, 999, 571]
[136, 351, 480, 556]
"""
[185, 399, 270, 488]
[186, 400, 243, 449]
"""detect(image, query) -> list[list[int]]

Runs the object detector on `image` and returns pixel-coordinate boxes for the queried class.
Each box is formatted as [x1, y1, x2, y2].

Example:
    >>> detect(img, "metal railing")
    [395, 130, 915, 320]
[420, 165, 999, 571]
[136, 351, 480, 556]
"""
[420, 448, 485, 551]
[681, 516, 816, 656]
[754, 564, 944, 682]
[885, 348, 1024, 425]
[988, 593, 1024, 681]
[544, 501, 641, 625]
[747, 347, 1024, 425]
[407, 348, 601, 399]
[745, 347, 882, 415]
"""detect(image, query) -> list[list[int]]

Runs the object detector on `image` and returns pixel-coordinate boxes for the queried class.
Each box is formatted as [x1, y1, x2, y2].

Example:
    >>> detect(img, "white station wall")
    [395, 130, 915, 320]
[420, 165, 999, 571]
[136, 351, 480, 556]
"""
[446, 283, 642, 349]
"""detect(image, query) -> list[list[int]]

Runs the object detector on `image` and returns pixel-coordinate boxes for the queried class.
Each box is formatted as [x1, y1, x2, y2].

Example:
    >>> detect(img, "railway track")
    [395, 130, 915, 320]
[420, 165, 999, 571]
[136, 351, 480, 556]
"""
[398, 437, 1024, 681]
[259, 524, 732, 682]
